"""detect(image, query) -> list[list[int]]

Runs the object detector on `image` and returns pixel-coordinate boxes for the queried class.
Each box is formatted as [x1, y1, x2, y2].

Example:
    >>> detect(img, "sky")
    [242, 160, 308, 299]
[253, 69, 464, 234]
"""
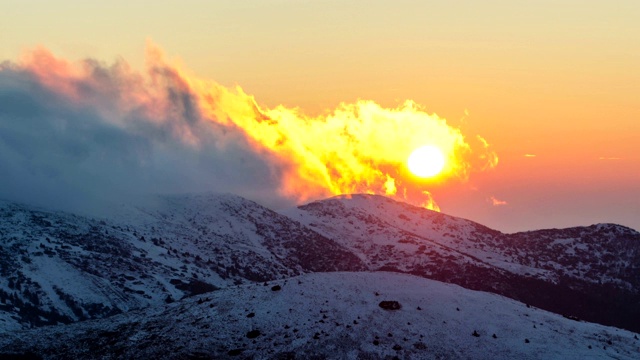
[1, 0, 638, 232]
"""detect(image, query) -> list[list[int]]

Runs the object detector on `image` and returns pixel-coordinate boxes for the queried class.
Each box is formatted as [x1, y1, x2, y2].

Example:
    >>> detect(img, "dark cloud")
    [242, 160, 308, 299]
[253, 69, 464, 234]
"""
[0, 55, 287, 213]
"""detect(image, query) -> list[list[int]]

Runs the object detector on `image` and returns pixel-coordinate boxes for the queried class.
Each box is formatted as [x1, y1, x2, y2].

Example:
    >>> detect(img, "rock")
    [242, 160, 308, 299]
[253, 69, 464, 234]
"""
[379, 301, 402, 311]
[227, 349, 244, 356]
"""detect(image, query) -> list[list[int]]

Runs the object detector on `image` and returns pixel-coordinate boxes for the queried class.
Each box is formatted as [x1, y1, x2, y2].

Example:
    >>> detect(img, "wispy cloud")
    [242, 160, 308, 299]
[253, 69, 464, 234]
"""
[489, 196, 508, 206]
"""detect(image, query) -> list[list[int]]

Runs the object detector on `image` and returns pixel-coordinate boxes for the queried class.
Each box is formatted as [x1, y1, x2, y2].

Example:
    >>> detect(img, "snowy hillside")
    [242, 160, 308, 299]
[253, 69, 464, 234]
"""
[282, 194, 640, 286]
[1, 190, 639, 353]
[0, 194, 363, 331]
[281, 194, 640, 332]
[1, 272, 638, 360]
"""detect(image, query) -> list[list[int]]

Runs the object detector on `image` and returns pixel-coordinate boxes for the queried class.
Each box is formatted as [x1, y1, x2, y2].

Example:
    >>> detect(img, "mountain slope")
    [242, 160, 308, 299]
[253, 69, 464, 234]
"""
[1, 272, 638, 360]
[2, 191, 639, 340]
[281, 194, 640, 332]
[0, 194, 364, 331]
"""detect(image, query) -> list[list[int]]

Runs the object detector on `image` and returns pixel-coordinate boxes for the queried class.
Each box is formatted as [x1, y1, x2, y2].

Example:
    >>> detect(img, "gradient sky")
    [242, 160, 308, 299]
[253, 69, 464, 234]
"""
[2, 0, 639, 232]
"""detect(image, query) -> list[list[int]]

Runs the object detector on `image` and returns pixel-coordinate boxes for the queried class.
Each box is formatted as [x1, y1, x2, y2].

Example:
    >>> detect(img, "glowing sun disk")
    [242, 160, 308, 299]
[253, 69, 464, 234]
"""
[408, 145, 446, 178]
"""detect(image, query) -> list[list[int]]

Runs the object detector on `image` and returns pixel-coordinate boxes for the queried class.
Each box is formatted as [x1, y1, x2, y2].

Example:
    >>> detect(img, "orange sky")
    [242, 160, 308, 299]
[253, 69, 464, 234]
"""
[2, 0, 639, 232]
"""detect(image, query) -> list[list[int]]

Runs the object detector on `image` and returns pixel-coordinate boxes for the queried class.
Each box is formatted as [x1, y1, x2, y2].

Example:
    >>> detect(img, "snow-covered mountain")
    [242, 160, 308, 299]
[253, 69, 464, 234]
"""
[0, 192, 639, 358]
[0, 194, 363, 332]
[1, 272, 638, 360]
[281, 194, 640, 332]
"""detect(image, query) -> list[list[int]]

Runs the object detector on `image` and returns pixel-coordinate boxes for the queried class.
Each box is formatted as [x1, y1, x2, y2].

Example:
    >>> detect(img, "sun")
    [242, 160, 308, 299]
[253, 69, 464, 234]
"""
[407, 145, 446, 178]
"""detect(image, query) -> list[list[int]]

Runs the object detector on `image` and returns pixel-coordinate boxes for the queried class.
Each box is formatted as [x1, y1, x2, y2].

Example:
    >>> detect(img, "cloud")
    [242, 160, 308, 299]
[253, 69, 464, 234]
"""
[0, 44, 498, 211]
[420, 191, 440, 211]
[524, 154, 536, 158]
[489, 196, 508, 206]
[0, 47, 282, 211]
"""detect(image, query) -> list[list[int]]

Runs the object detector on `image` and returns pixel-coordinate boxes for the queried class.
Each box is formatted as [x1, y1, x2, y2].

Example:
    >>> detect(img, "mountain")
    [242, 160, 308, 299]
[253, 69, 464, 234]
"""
[1, 192, 639, 358]
[0, 194, 363, 332]
[281, 194, 640, 332]
[1, 272, 638, 360]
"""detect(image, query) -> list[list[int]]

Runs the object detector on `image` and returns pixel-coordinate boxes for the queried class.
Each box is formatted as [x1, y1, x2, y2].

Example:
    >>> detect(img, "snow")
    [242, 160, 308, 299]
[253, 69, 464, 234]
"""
[23, 256, 109, 316]
[1, 272, 638, 359]
[1, 192, 639, 358]
[280, 194, 640, 288]
[0, 193, 366, 332]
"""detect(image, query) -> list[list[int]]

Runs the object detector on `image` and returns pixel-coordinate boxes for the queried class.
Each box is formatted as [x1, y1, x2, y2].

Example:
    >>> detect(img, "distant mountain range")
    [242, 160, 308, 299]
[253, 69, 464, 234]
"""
[0, 193, 638, 359]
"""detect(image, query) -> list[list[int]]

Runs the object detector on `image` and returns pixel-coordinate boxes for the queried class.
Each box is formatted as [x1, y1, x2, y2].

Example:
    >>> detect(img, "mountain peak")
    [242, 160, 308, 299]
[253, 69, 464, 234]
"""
[591, 223, 639, 236]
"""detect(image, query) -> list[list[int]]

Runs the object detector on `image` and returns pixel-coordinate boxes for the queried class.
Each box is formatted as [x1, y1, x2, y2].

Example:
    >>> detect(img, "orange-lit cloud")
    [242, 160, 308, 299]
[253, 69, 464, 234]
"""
[420, 191, 441, 212]
[489, 196, 508, 206]
[1, 44, 498, 210]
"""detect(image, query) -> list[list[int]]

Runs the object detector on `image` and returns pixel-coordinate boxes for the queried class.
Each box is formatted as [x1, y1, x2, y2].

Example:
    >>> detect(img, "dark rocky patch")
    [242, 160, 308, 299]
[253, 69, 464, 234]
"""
[379, 301, 402, 311]
[228, 349, 246, 357]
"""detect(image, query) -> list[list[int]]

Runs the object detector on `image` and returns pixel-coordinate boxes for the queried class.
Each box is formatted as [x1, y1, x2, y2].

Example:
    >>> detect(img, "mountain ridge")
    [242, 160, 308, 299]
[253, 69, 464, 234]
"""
[281, 193, 640, 332]
[0, 193, 364, 332]
[1, 192, 638, 347]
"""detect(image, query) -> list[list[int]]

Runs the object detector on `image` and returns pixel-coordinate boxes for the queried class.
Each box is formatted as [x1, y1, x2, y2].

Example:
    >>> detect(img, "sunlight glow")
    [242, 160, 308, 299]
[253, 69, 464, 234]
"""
[408, 145, 446, 178]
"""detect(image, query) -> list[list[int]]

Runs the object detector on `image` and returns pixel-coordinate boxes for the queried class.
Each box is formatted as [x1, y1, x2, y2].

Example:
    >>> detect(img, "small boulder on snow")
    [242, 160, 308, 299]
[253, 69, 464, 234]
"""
[378, 300, 402, 310]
